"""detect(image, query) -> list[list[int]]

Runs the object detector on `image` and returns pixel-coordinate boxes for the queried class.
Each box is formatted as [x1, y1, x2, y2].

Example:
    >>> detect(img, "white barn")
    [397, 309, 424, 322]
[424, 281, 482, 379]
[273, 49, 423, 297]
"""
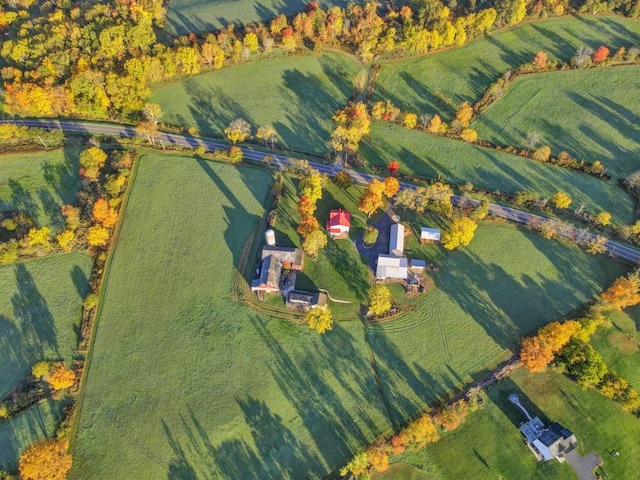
[376, 254, 408, 280]
[389, 223, 405, 257]
[420, 227, 441, 243]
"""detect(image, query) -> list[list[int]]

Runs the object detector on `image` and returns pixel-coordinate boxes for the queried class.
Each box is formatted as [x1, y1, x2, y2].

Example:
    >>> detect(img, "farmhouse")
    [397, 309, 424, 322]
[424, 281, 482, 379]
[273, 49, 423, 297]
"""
[326, 209, 351, 239]
[420, 227, 441, 244]
[509, 393, 578, 462]
[261, 246, 304, 270]
[251, 255, 282, 294]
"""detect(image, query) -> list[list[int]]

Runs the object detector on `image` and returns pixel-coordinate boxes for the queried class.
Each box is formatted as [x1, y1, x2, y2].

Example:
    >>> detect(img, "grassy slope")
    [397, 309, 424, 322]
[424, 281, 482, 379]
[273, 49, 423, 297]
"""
[150, 53, 361, 155]
[271, 176, 370, 318]
[165, 0, 350, 36]
[70, 153, 391, 479]
[375, 15, 640, 120]
[415, 368, 640, 479]
[0, 149, 81, 231]
[473, 66, 640, 180]
[361, 123, 634, 223]
[367, 222, 627, 421]
[0, 252, 92, 470]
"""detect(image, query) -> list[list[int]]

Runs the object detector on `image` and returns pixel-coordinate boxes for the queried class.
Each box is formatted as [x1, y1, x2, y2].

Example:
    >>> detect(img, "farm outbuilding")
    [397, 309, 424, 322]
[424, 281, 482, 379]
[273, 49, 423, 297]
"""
[261, 246, 304, 270]
[326, 209, 351, 239]
[389, 223, 405, 257]
[376, 254, 408, 280]
[420, 227, 441, 243]
[286, 290, 328, 311]
[251, 255, 282, 293]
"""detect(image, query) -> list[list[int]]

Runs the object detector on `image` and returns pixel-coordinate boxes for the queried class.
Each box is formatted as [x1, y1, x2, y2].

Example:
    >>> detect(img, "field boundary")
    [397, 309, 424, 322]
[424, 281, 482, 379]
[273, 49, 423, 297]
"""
[67, 152, 142, 450]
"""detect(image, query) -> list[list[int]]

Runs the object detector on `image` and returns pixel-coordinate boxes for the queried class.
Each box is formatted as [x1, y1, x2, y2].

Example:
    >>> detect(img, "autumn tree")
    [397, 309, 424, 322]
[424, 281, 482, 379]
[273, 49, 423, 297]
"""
[520, 320, 581, 372]
[340, 453, 369, 477]
[592, 46, 610, 63]
[56, 231, 75, 252]
[299, 170, 324, 203]
[359, 191, 384, 217]
[402, 413, 440, 448]
[297, 196, 316, 218]
[471, 198, 490, 220]
[330, 102, 370, 158]
[435, 399, 469, 431]
[19, 439, 72, 480]
[600, 270, 640, 309]
[459, 128, 477, 142]
[368, 284, 392, 316]
[594, 211, 611, 226]
[32, 361, 54, 379]
[442, 217, 477, 250]
[533, 51, 547, 69]
[136, 119, 159, 145]
[27, 227, 51, 247]
[383, 176, 400, 198]
[559, 341, 607, 389]
[79, 147, 107, 182]
[520, 336, 555, 372]
[302, 229, 327, 257]
[93, 199, 119, 228]
[402, 112, 418, 129]
[552, 192, 572, 209]
[142, 102, 163, 125]
[455, 102, 474, 127]
[306, 306, 333, 334]
[532, 145, 551, 162]
[426, 114, 443, 134]
[367, 445, 389, 473]
[256, 126, 278, 149]
[47, 364, 76, 391]
[224, 118, 251, 144]
[387, 160, 399, 176]
[87, 225, 110, 247]
[296, 216, 320, 238]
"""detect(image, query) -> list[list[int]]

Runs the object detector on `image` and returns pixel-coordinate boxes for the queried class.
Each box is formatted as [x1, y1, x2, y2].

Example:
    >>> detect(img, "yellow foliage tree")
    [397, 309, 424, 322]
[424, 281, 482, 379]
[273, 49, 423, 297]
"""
[601, 271, 640, 310]
[224, 118, 251, 144]
[27, 227, 51, 247]
[459, 128, 477, 142]
[455, 102, 474, 127]
[368, 285, 392, 316]
[32, 361, 53, 379]
[358, 191, 384, 217]
[594, 211, 611, 226]
[79, 147, 107, 182]
[552, 192, 572, 209]
[403, 413, 440, 448]
[520, 336, 554, 372]
[306, 307, 333, 334]
[302, 229, 327, 258]
[383, 177, 400, 198]
[56, 230, 76, 252]
[426, 114, 442, 134]
[47, 364, 76, 391]
[87, 226, 110, 247]
[19, 439, 72, 480]
[442, 217, 477, 250]
[402, 112, 418, 129]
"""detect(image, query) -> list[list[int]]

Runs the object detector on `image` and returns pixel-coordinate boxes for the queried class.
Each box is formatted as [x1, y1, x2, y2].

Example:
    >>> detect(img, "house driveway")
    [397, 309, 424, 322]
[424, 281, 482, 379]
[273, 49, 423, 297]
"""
[356, 206, 395, 270]
[565, 450, 602, 480]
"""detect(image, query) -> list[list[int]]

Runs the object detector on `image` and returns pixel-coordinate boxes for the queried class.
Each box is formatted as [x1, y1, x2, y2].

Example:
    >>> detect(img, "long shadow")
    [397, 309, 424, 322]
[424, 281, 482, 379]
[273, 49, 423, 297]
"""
[70, 265, 90, 298]
[0, 315, 29, 398]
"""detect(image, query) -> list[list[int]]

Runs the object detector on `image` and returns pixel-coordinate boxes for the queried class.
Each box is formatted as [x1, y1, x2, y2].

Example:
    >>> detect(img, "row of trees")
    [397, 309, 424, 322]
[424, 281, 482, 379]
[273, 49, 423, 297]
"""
[520, 270, 640, 414]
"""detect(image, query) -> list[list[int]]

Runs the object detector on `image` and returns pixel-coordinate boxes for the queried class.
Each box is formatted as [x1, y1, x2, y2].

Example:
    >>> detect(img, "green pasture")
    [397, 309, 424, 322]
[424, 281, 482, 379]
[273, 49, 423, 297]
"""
[0, 252, 92, 470]
[70, 153, 392, 479]
[150, 52, 361, 155]
[591, 308, 640, 390]
[270, 176, 370, 318]
[366, 222, 627, 422]
[375, 15, 640, 120]
[0, 149, 81, 231]
[473, 66, 640, 181]
[408, 368, 640, 479]
[361, 123, 635, 224]
[165, 0, 350, 36]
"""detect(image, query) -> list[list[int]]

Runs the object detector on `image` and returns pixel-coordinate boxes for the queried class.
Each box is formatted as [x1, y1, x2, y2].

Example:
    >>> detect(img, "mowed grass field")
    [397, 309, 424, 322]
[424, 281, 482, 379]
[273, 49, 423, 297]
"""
[402, 368, 640, 479]
[366, 223, 627, 422]
[165, 0, 349, 35]
[473, 66, 640, 180]
[151, 52, 361, 155]
[375, 15, 640, 120]
[361, 123, 635, 224]
[70, 153, 392, 479]
[0, 252, 92, 470]
[0, 149, 81, 231]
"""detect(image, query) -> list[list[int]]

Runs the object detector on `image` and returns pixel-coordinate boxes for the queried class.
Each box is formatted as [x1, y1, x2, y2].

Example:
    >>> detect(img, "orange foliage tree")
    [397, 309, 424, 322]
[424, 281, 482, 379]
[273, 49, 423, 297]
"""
[296, 216, 320, 238]
[592, 46, 609, 63]
[358, 191, 384, 217]
[435, 399, 469, 431]
[402, 412, 440, 448]
[19, 439, 73, 480]
[600, 271, 640, 310]
[533, 51, 547, 69]
[520, 336, 555, 372]
[47, 364, 76, 391]
[92, 199, 119, 228]
[520, 320, 580, 372]
[387, 160, 399, 176]
[297, 196, 316, 218]
[455, 101, 474, 127]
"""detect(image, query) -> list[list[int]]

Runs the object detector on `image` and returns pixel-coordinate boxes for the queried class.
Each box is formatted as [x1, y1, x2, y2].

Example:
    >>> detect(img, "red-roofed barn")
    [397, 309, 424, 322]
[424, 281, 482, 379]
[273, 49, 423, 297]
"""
[326, 209, 351, 239]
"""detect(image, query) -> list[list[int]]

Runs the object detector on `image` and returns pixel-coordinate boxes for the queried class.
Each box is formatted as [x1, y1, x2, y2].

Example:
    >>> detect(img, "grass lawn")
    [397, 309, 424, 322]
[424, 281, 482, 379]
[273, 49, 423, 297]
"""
[591, 308, 640, 390]
[270, 175, 371, 319]
[374, 15, 640, 120]
[0, 252, 92, 470]
[165, 0, 350, 36]
[70, 153, 392, 479]
[365, 222, 628, 422]
[0, 148, 81, 231]
[361, 123, 635, 224]
[472, 66, 640, 181]
[150, 52, 362, 155]
[407, 367, 640, 479]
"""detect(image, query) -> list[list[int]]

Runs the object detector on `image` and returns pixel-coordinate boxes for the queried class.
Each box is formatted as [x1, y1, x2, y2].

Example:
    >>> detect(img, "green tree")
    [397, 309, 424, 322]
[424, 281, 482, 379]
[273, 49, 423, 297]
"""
[333, 170, 353, 190]
[363, 226, 379, 245]
[559, 341, 608, 389]
[471, 199, 490, 220]
[306, 307, 333, 334]
[442, 217, 477, 250]
[368, 285, 392, 316]
[302, 229, 327, 257]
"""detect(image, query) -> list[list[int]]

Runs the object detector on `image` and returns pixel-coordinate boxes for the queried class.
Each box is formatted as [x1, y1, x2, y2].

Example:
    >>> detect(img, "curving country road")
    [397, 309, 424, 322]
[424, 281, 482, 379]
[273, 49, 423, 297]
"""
[3, 118, 640, 264]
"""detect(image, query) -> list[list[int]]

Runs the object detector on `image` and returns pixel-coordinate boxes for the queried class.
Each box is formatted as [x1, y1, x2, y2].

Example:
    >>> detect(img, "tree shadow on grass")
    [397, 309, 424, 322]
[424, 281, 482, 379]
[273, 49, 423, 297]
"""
[485, 376, 551, 429]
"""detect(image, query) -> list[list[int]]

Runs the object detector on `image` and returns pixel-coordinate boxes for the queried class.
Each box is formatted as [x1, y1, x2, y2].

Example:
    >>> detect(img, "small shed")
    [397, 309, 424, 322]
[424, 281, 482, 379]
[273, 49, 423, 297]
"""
[326, 209, 351, 239]
[409, 259, 426, 272]
[251, 255, 282, 294]
[376, 254, 408, 280]
[420, 227, 441, 244]
[286, 290, 328, 311]
[389, 223, 405, 257]
[262, 246, 304, 270]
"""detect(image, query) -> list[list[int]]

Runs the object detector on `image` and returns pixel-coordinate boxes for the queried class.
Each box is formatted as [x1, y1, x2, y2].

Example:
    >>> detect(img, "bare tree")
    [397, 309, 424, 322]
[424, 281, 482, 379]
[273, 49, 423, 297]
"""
[526, 131, 541, 149]
[419, 114, 433, 131]
[142, 103, 163, 125]
[571, 45, 594, 68]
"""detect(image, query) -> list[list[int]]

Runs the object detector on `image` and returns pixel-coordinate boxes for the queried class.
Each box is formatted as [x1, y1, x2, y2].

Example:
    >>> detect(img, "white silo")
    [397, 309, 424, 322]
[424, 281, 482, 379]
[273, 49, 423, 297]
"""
[265, 229, 276, 246]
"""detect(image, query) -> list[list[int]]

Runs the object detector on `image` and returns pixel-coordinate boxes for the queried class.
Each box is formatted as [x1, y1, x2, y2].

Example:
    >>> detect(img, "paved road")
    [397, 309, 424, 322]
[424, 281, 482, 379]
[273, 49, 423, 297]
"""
[3, 118, 640, 264]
